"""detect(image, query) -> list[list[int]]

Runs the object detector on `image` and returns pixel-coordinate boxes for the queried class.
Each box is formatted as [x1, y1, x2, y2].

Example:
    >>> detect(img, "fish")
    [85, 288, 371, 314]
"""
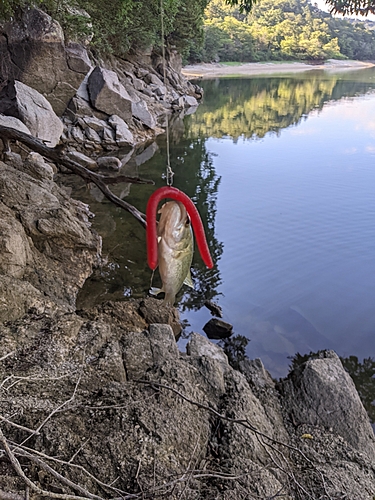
[150, 200, 194, 305]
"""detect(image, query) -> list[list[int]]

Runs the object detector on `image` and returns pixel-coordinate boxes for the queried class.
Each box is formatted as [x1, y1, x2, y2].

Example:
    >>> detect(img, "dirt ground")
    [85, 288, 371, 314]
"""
[182, 59, 375, 78]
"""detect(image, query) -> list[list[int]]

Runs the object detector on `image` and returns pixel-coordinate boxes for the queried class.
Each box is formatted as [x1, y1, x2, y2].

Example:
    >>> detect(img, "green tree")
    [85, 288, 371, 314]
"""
[199, 0, 375, 62]
[0, 0, 210, 57]
[324, 0, 375, 17]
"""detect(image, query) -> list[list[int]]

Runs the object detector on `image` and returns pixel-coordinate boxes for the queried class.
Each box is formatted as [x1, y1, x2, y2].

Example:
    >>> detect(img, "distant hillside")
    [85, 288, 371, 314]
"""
[191, 0, 375, 62]
[347, 18, 375, 31]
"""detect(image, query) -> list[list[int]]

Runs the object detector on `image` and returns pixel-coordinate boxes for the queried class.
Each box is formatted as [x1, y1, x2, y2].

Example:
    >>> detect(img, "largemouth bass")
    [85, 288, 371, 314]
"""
[150, 200, 194, 305]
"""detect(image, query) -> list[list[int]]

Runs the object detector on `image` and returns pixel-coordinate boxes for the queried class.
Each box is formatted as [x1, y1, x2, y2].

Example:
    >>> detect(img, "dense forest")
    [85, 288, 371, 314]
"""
[1, 0, 375, 61]
[0, 0, 210, 56]
[197, 0, 375, 62]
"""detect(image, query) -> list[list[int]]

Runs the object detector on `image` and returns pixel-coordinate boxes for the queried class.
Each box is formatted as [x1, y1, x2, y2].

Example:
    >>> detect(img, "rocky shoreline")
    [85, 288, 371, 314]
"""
[0, 8, 375, 500]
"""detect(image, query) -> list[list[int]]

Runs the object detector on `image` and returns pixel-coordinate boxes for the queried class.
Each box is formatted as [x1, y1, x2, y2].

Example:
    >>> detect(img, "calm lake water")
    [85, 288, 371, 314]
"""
[76, 68, 375, 405]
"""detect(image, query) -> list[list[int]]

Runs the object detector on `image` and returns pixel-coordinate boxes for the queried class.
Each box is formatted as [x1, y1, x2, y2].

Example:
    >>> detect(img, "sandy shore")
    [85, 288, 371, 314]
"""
[182, 59, 375, 78]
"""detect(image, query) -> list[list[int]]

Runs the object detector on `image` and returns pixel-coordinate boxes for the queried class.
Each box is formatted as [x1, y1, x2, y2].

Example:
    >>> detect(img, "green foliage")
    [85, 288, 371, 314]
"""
[340, 355, 375, 423]
[187, 76, 337, 140]
[325, 0, 375, 17]
[187, 74, 375, 141]
[192, 0, 375, 62]
[0, 0, 36, 19]
[219, 335, 250, 369]
[0, 0, 210, 57]
[225, 0, 258, 14]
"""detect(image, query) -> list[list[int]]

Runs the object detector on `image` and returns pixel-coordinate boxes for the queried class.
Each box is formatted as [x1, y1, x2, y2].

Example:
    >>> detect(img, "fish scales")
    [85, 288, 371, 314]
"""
[150, 200, 194, 305]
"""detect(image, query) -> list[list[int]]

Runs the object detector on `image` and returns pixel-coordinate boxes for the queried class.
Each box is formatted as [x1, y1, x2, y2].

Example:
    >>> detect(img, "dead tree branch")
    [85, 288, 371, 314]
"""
[0, 427, 98, 500]
[135, 379, 333, 499]
[14, 447, 104, 500]
[0, 125, 151, 227]
[6, 440, 132, 498]
[0, 416, 39, 436]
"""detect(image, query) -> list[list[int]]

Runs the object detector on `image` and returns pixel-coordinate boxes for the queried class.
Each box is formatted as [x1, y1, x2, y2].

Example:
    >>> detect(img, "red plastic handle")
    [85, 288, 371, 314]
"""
[146, 186, 214, 270]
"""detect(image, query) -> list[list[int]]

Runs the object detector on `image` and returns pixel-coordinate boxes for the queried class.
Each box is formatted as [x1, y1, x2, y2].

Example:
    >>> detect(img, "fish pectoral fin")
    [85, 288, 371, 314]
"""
[150, 287, 163, 296]
[183, 270, 194, 289]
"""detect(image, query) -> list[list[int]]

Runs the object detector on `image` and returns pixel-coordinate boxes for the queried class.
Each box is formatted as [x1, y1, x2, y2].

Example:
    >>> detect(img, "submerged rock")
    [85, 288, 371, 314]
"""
[96, 156, 121, 170]
[203, 317, 233, 339]
[204, 299, 223, 317]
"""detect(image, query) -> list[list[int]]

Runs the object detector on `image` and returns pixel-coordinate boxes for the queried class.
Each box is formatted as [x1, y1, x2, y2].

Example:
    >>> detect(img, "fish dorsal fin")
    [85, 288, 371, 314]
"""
[183, 270, 194, 289]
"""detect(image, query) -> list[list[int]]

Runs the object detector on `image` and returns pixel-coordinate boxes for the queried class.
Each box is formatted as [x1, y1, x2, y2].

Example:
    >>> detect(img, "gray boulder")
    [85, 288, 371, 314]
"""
[184, 95, 199, 107]
[131, 99, 156, 129]
[0, 80, 63, 147]
[85, 127, 101, 143]
[97, 156, 121, 170]
[22, 152, 55, 181]
[150, 83, 166, 96]
[88, 66, 133, 121]
[102, 126, 116, 146]
[70, 126, 85, 144]
[108, 114, 134, 146]
[0, 114, 31, 135]
[0, 8, 89, 115]
[280, 350, 375, 460]
[144, 72, 165, 86]
[68, 151, 98, 171]
[67, 95, 96, 118]
[65, 42, 92, 74]
[82, 115, 107, 132]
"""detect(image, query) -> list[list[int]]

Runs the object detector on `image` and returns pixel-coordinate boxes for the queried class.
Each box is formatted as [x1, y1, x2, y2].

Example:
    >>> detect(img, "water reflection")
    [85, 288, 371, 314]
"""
[76, 68, 375, 390]
[73, 68, 375, 426]
[187, 70, 375, 141]
[76, 132, 223, 310]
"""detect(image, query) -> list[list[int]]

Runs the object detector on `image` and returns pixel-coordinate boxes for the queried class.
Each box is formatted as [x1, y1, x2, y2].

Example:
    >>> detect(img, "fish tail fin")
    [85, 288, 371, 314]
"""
[162, 292, 176, 306]
[150, 287, 163, 296]
[183, 270, 194, 289]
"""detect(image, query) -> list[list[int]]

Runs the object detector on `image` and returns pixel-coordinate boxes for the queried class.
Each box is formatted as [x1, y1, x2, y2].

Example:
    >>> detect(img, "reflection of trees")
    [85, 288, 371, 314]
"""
[341, 356, 375, 424]
[289, 351, 375, 424]
[186, 75, 375, 141]
[76, 132, 224, 311]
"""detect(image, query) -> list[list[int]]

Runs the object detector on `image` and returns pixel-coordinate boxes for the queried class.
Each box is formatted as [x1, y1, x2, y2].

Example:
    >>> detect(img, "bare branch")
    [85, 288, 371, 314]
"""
[14, 448, 104, 500]
[7, 440, 132, 497]
[0, 415, 40, 436]
[0, 351, 16, 362]
[0, 373, 73, 391]
[68, 438, 90, 463]
[0, 125, 149, 227]
[16, 374, 82, 450]
[135, 379, 333, 498]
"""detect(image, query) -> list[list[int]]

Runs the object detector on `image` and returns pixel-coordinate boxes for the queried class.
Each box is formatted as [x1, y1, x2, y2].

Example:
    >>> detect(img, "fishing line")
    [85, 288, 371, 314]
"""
[160, 0, 174, 187]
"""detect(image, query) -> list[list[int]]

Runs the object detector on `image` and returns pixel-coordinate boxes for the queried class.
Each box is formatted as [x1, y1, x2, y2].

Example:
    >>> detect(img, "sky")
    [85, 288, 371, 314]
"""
[314, 0, 375, 21]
